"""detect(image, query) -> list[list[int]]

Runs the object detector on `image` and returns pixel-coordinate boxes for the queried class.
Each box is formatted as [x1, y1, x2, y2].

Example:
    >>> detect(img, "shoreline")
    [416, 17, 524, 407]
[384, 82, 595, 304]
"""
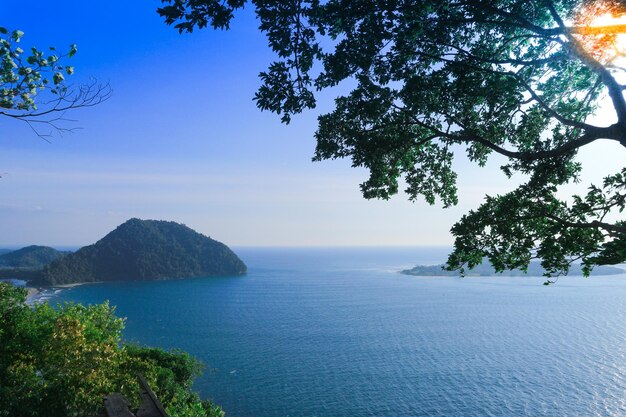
[24, 281, 100, 304]
[26, 287, 40, 300]
[54, 282, 100, 288]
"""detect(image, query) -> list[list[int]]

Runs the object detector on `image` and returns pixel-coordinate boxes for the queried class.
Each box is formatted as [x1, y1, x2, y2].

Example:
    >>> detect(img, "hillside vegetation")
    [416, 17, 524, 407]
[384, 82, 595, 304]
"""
[0, 282, 224, 417]
[402, 262, 625, 277]
[0, 245, 67, 269]
[38, 219, 246, 285]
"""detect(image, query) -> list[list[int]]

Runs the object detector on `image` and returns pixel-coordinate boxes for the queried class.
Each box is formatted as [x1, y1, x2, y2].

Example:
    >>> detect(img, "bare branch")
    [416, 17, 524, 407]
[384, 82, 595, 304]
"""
[0, 80, 112, 140]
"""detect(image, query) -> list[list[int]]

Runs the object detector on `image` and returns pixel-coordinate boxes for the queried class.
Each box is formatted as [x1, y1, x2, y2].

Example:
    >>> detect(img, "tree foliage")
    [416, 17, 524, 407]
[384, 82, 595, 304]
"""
[0, 27, 110, 139]
[159, 0, 626, 278]
[0, 282, 224, 417]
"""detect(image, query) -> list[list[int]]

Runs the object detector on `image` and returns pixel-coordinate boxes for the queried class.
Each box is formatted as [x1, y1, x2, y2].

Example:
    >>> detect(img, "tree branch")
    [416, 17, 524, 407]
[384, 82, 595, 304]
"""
[545, 213, 626, 236]
[544, 0, 626, 124]
[0, 81, 111, 140]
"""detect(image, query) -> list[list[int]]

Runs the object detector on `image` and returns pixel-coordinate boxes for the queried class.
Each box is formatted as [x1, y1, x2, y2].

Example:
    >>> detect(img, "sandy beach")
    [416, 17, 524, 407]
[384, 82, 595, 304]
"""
[54, 282, 96, 288]
[24, 282, 100, 304]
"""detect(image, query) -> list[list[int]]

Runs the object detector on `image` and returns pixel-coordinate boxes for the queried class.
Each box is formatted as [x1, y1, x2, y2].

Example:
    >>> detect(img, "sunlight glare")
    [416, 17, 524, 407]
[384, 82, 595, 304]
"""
[575, 2, 626, 66]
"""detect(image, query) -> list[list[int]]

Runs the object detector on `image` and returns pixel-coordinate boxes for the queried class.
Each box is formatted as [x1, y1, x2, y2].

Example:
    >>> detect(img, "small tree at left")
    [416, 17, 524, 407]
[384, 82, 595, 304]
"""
[0, 27, 110, 140]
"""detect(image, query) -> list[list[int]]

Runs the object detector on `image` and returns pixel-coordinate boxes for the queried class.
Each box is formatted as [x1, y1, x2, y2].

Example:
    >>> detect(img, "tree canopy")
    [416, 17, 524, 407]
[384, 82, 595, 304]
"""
[159, 0, 626, 279]
[0, 27, 110, 139]
[0, 282, 224, 417]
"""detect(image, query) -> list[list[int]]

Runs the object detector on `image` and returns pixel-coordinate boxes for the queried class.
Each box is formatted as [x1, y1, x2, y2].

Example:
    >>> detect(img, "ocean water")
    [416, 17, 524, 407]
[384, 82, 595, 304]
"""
[47, 247, 626, 417]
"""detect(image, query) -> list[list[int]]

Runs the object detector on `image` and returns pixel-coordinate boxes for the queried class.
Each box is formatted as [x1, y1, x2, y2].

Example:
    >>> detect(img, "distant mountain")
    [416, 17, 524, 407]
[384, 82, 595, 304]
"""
[401, 261, 625, 277]
[0, 245, 67, 269]
[38, 218, 247, 285]
[0, 249, 13, 256]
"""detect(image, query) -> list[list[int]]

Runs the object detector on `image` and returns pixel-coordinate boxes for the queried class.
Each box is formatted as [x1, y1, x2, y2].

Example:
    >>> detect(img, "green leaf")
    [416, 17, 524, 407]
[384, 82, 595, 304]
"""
[52, 72, 64, 85]
[11, 30, 24, 42]
[68, 44, 77, 57]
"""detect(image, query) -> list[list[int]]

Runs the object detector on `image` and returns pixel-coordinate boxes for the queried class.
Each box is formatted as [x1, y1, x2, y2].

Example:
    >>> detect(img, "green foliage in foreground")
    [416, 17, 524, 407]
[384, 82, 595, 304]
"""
[0, 282, 224, 417]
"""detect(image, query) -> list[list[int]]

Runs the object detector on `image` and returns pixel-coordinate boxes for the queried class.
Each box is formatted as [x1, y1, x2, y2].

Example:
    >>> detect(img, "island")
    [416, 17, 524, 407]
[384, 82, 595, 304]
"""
[401, 261, 625, 277]
[0, 245, 68, 269]
[0, 245, 69, 281]
[24, 218, 247, 286]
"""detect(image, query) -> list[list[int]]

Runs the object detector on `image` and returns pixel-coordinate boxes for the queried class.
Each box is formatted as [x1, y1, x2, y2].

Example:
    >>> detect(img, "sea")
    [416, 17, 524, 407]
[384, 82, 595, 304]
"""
[33, 247, 626, 417]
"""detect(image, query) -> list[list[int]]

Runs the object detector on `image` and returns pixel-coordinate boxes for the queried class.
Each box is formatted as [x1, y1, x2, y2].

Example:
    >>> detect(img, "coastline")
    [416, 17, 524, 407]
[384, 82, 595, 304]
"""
[25, 281, 100, 304]
[54, 282, 98, 288]
[26, 287, 40, 299]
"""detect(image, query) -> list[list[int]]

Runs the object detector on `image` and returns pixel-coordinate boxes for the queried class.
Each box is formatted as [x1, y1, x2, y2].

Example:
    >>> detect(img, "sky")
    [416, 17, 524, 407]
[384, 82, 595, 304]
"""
[1, 1, 624, 248]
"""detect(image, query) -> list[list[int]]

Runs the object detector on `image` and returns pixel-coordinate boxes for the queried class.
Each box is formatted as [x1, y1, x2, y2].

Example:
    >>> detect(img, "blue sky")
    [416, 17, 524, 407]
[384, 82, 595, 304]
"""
[1, 1, 623, 247]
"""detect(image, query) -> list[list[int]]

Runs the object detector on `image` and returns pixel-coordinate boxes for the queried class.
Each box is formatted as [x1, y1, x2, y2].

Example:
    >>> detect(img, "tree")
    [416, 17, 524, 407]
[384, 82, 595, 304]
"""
[0, 27, 110, 140]
[0, 282, 224, 417]
[158, 0, 626, 279]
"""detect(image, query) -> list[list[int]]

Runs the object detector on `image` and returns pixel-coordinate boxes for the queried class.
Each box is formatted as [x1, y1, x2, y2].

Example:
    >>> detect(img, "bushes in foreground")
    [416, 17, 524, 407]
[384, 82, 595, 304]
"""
[0, 283, 224, 417]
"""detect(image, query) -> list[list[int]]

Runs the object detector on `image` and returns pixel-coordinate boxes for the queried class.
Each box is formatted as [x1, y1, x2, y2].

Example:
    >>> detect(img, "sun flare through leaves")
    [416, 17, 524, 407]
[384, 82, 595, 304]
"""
[574, 0, 626, 65]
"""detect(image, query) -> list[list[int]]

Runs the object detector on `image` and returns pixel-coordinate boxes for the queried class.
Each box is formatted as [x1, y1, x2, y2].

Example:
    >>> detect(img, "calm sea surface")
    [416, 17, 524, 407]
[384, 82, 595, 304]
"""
[48, 247, 625, 417]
